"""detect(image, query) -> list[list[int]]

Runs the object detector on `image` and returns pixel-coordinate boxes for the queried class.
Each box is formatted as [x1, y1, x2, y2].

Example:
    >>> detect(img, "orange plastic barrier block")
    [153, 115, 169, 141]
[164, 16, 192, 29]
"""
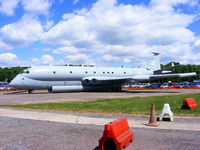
[99, 118, 133, 150]
[182, 98, 198, 110]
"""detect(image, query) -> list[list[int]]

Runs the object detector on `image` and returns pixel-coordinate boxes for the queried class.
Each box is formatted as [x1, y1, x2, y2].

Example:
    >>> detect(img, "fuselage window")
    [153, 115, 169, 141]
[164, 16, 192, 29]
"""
[124, 72, 126, 74]
[53, 71, 56, 74]
[112, 72, 114, 74]
[103, 72, 105, 74]
[70, 71, 72, 74]
[94, 71, 96, 74]
[85, 71, 88, 74]
[107, 72, 109, 74]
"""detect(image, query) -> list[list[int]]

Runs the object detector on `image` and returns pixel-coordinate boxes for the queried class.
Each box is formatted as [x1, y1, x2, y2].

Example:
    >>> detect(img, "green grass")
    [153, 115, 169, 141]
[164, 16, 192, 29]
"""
[1, 93, 200, 116]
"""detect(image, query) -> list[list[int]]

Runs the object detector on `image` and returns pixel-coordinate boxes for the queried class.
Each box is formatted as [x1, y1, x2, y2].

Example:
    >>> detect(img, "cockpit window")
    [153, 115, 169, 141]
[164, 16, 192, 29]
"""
[21, 70, 30, 74]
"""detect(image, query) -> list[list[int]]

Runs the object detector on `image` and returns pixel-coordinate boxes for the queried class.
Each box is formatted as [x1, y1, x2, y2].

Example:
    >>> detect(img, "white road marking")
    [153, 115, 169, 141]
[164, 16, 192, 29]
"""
[0, 108, 199, 131]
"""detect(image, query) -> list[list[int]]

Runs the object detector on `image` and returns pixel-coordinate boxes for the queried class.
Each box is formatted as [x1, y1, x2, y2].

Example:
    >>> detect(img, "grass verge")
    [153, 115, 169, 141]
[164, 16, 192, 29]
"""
[1, 93, 200, 116]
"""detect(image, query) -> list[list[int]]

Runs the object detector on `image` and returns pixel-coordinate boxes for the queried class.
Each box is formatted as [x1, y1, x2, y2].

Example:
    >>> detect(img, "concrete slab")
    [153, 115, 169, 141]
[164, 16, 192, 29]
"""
[0, 108, 200, 131]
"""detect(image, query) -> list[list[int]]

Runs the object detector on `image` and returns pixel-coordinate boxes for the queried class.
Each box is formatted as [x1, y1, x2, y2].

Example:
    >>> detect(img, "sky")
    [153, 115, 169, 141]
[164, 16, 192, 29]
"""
[0, 0, 200, 67]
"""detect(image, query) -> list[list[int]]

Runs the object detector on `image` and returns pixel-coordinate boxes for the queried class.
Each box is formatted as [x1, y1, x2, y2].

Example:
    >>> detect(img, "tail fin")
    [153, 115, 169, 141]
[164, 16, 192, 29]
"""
[150, 52, 161, 71]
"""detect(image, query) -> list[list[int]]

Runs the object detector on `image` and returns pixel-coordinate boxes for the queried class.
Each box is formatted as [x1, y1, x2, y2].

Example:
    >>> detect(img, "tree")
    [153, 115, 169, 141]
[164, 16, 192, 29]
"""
[0, 67, 27, 82]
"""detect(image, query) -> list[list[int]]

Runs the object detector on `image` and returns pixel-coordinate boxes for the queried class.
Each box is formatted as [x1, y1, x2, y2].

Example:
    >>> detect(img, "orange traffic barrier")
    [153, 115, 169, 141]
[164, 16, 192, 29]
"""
[182, 98, 198, 110]
[99, 118, 133, 150]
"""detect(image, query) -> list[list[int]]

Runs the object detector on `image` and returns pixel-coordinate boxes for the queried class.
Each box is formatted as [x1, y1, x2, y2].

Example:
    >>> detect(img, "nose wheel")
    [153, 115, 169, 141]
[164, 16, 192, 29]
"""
[28, 90, 33, 94]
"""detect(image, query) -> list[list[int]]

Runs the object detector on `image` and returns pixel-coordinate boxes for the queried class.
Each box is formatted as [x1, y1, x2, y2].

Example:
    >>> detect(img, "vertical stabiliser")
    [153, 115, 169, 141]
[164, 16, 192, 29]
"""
[150, 52, 161, 71]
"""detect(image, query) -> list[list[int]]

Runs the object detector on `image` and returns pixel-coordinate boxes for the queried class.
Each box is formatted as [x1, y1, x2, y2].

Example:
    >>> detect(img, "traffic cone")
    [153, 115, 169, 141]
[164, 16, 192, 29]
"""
[146, 103, 159, 127]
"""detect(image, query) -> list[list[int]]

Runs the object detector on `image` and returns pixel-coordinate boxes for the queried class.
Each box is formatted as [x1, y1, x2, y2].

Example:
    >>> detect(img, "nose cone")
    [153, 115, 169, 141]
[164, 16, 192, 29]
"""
[10, 75, 24, 89]
[9, 79, 17, 87]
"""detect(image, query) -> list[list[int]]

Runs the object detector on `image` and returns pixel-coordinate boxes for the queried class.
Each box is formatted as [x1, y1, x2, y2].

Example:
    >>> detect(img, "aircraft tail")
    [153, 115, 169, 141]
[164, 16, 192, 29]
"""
[150, 52, 161, 71]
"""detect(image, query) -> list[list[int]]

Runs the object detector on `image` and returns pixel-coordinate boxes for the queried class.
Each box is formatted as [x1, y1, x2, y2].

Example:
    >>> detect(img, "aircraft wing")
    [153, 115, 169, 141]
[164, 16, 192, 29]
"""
[82, 72, 197, 84]
[149, 72, 197, 79]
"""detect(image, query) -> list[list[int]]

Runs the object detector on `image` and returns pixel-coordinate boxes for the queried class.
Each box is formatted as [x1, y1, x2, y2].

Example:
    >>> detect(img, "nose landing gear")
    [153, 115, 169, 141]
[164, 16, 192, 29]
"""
[28, 90, 33, 94]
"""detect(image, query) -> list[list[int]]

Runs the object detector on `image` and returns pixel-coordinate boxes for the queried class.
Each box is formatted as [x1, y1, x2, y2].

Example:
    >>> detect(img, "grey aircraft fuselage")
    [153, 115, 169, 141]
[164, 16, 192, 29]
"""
[9, 53, 197, 93]
[10, 64, 196, 93]
[10, 65, 153, 92]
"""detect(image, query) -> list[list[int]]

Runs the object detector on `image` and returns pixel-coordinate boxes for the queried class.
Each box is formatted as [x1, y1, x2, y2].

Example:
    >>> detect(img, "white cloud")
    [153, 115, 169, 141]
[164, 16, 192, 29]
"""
[41, 0, 199, 65]
[31, 55, 54, 65]
[65, 54, 94, 64]
[41, 15, 97, 48]
[102, 54, 120, 62]
[44, 20, 54, 31]
[179, 52, 200, 64]
[150, 0, 193, 7]
[21, 0, 51, 15]
[72, 0, 79, 5]
[1, 0, 200, 67]
[123, 58, 131, 63]
[0, 0, 52, 51]
[0, 0, 19, 16]
[0, 53, 65, 67]
[0, 0, 52, 16]
[42, 48, 51, 52]
[0, 53, 17, 62]
[0, 53, 27, 67]
[194, 39, 200, 48]
[0, 14, 43, 49]
[188, 0, 199, 7]
[0, 39, 11, 50]
[41, 55, 54, 64]
[53, 46, 78, 54]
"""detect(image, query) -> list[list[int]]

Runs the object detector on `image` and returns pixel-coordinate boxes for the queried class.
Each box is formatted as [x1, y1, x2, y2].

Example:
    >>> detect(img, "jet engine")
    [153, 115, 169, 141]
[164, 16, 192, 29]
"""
[83, 78, 98, 84]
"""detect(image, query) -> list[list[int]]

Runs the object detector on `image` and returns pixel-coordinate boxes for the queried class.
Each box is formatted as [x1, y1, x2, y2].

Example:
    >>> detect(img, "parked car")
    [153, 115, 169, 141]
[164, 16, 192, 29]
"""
[149, 83, 161, 88]
[0, 82, 16, 91]
[0, 86, 7, 91]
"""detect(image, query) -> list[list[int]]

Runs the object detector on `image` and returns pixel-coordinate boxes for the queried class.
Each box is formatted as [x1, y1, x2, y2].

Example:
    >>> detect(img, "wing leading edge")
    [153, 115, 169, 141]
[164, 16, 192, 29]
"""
[149, 72, 197, 79]
[82, 72, 197, 84]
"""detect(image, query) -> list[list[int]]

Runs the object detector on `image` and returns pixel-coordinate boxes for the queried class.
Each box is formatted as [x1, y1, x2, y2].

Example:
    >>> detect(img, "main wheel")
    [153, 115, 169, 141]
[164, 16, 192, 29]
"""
[28, 90, 33, 94]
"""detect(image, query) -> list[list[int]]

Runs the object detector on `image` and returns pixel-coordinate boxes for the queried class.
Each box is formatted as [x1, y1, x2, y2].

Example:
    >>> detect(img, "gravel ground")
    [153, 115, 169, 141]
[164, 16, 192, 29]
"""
[0, 117, 200, 150]
[1, 89, 200, 105]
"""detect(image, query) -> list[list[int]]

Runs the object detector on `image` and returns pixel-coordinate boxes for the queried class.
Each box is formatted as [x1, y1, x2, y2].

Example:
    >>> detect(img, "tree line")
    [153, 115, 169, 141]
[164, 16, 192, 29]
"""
[0, 67, 28, 82]
[0, 63, 199, 83]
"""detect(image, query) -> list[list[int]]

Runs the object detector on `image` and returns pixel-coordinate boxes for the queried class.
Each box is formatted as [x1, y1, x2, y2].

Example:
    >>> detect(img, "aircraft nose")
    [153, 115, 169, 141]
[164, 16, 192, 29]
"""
[10, 75, 24, 88]
[9, 79, 17, 87]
